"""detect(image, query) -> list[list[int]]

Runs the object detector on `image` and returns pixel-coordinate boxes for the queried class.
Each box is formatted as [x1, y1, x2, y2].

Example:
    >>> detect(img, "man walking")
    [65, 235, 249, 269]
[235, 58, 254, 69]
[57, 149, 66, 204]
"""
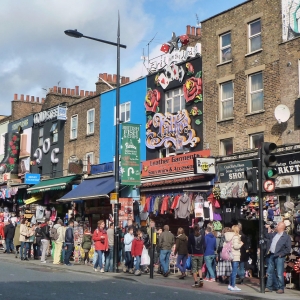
[40, 218, 50, 263]
[4, 219, 15, 254]
[64, 220, 74, 266]
[158, 225, 174, 277]
[105, 222, 114, 272]
[265, 222, 291, 294]
[53, 219, 64, 265]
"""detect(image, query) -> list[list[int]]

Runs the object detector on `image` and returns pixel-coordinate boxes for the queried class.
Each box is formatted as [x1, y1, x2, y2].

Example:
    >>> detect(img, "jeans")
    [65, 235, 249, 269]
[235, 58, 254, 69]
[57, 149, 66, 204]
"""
[105, 246, 114, 272]
[125, 251, 134, 269]
[266, 254, 285, 291]
[237, 261, 245, 279]
[20, 242, 29, 259]
[230, 261, 239, 287]
[160, 249, 171, 274]
[94, 250, 104, 270]
[135, 255, 141, 270]
[33, 244, 41, 258]
[93, 251, 98, 265]
[41, 239, 50, 262]
[28, 242, 33, 258]
[134, 214, 141, 226]
[64, 244, 74, 265]
[5, 238, 14, 253]
[176, 254, 188, 273]
[204, 255, 216, 279]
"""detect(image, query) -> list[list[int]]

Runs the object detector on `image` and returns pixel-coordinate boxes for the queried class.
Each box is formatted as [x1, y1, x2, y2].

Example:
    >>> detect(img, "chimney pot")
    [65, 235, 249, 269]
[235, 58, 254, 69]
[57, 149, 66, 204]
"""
[26, 95, 30, 102]
[62, 88, 66, 94]
[75, 86, 79, 95]
[31, 96, 35, 102]
[196, 27, 201, 36]
[89, 91, 94, 96]
[67, 88, 71, 95]
[53, 86, 58, 93]
[99, 73, 103, 80]
[14, 94, 18, 101]
[42, 98, 45, 103]
[94, 91, 97, 96]
[121, 77, 126, 84]
[107, 74, 112, 82]
[103, 73, 108, 81]
[113, 74, 117, 83]
[186, 25, 191, 35]
[71, 89, 75, 96]
[85, 91, 89, 96]
[58, 87, 61, 93]
[191, 26, 195, 36]
[20, 94, 24, 101]
[36, 97, 40, 103]
[80, 90, 84, 97]
[126, 77, 130, 83]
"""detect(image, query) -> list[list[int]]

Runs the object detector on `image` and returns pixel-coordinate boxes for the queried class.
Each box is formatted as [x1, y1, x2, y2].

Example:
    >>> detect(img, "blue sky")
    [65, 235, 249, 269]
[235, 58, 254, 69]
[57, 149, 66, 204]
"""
[0, 0, 245, 115]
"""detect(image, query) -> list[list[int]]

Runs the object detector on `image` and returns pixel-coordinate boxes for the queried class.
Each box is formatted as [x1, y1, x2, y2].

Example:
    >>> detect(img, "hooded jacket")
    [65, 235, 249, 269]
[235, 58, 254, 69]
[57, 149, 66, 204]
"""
[4, 223, 15, 240]
[19, 224, 30, 242]
[175, 233, 188, 255]
[131, 237, 144, 257]
[92, 228, 108, 251]
[82, 232, 92, 250]
[204, 232, 217, 256]
[224, 232, 242, 262]
[175, 194, 191, 219]
[53, 224, 65, 243]
[40, 223, 50, 240]
[188, 231, 206, 255]
[124, 232, 135, 252]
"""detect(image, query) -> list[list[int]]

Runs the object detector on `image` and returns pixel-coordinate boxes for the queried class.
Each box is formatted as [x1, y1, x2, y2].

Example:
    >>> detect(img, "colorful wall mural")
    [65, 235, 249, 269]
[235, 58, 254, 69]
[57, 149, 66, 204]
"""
[282, 0, 300, 41]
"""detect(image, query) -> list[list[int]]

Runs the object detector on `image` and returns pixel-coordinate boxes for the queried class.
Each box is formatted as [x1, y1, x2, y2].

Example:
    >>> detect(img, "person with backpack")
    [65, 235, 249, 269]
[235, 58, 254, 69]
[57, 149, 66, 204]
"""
[204, 226, 217, 282]
[52, 219, 64, 265]
[223, 225, 243, 291]
[188, 224, 206, 288]
[40, 218, 50, 263]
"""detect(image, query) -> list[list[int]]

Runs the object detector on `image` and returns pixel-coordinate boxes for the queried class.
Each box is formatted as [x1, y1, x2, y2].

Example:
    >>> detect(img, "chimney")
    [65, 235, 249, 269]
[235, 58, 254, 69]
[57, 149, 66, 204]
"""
[75, 86, 79, 95]
[31, 96, 35, 102]
[107, 74, 112, 82]
[71, 89, 75, 96]
[89, 91, 94, 96]
[36, 97, 40, 103]
[126, 77, 130, 83]
[14, 94, 18, 101]
[53, 86, 58, 93]
[26, 95, 30, 102]
[94, 91, 97, 96]
[58, 87, 61, 93]
[80, 90, 84, 97]
[20, 94, 24, 101]
[62, 88, 66, 94]
[186, 25, 191, 35]
[41, 98, 45, 103]
[67, 88, 71, 95]
[191, 26, 195, 36]
[121, 77, 126, 84]
[113, 74, 117, 83]
[85, 91, 89, 96]
[196, 27, 201, 36]
[102, 73, 107, 81]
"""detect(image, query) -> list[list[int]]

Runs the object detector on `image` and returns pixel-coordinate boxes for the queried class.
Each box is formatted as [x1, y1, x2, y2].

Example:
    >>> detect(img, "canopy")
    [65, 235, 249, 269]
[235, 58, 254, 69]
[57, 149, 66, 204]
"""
[58, 176, 115, 202]
[27, 175, 79, 194]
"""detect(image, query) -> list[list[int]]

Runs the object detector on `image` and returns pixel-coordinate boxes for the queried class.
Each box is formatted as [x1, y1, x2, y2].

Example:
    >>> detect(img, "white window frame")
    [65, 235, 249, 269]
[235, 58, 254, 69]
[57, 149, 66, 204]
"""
[83, 152, 94, 172]
[114, 101, 131, 125]
[0, 133, 6, 156]
[165, 87, 185, 114]
[220, 32, 232, 63]
[248, 19, 262, 53]
[220, 81, 234, 119]
[249, 72, 264, 112]
[38, 127, 44, 147]
[249, 132, 264, 149]
[70, 115, 78, 140]
[220, 138, 233, 155]
[87, 108, 95, 135]
[50, 122, 58, 143]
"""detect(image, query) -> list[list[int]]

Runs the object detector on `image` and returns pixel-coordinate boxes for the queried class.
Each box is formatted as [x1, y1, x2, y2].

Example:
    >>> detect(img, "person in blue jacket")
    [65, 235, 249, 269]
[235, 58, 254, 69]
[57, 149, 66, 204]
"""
[204, 226, 217, 281]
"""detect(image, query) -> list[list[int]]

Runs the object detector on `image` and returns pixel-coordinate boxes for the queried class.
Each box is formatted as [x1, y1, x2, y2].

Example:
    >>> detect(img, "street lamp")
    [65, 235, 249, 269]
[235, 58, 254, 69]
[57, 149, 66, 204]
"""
[64, 13, 126, 273]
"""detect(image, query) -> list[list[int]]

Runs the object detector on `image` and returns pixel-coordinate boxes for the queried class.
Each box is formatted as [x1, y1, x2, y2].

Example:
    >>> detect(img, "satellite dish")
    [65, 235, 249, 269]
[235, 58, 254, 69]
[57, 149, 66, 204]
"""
[274, 104, 290, 124]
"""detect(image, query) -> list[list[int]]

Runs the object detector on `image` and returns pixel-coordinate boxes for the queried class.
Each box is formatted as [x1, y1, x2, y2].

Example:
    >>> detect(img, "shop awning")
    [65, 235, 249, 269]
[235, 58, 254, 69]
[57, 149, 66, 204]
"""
[58, 176, 115, 202]
[27, 175, 79, 194]
[24, 196, 42, 205]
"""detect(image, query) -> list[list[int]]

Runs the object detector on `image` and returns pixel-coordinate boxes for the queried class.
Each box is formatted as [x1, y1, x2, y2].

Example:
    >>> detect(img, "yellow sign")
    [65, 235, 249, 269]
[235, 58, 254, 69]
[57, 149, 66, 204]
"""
[24, 196, 41, 205]
[110, 193, 118, 200]
[152, 232, 157, 245]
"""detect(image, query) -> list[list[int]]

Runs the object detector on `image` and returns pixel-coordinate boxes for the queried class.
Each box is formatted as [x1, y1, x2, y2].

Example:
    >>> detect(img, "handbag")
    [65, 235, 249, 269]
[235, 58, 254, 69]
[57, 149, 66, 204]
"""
[185, 256, 191, 270]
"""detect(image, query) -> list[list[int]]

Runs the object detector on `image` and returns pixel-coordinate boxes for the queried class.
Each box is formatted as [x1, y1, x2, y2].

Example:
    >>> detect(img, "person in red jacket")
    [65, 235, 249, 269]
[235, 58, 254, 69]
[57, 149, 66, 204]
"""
[131, 230, 144, 276]
[92, 220, 108, 273]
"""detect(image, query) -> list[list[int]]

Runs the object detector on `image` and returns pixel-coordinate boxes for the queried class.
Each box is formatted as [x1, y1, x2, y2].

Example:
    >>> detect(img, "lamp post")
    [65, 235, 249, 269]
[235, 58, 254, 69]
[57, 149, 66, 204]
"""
[64, 13, 126, 273]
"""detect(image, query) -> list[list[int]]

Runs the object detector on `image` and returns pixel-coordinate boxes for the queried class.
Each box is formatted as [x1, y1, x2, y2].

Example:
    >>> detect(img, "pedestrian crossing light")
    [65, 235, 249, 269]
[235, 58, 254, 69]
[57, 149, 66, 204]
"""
[244, 168, 258, 195]
[262, 142, 278, 182]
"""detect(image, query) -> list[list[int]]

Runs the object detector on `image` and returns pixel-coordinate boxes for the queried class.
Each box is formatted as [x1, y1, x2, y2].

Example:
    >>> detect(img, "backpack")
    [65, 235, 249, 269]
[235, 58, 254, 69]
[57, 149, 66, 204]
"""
[194, 234, 203, 251]
[213, 221, 222, 231]
[221, 238, 234, 261]
[50, 227, 59, 241]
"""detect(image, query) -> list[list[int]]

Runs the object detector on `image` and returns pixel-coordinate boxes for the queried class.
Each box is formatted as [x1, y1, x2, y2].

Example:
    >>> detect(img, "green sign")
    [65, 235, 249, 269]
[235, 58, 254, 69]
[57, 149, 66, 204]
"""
[121, 123, 141, 186]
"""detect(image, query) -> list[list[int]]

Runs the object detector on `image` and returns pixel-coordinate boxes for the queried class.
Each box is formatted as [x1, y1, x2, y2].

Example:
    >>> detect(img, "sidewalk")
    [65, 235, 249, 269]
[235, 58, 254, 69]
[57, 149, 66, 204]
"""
[0, 252, 299, 300]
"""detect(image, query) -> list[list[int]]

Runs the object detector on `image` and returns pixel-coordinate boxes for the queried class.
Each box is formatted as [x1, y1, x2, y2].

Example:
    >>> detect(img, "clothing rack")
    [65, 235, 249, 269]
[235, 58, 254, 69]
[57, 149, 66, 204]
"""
[183, 189, 209, 193]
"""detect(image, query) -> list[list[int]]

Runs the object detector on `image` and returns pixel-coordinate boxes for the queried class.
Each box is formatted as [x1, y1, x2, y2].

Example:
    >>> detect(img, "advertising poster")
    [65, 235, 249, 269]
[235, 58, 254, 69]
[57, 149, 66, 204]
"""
[119, 197, 133, 226]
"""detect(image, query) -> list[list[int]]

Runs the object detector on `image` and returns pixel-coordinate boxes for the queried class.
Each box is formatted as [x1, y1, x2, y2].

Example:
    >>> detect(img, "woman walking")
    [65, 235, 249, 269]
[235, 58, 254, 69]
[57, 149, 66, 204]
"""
[174, 227, 188, 279]
[19, 219, 30, 261]
[82, 228, 92, 264]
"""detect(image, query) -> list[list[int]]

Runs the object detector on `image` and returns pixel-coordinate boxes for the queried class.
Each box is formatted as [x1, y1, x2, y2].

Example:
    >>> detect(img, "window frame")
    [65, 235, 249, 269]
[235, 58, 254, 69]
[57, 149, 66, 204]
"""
[248, 19, 262, 53]
[220, 138, 233, 156]
[220, 32, 232, 63]
[70, 114, 78, 140]
[38, 127, 44, 147]
[165, 87, 185, 114]
[249, 132, 264, 149]
[248, 72, 264, 113]
[220, 81, 234, 120]
[87, 108, 95, 135]
[114, 101, 131, 125]
[50, 122, 58, 143]
[83, 152, 94, 172]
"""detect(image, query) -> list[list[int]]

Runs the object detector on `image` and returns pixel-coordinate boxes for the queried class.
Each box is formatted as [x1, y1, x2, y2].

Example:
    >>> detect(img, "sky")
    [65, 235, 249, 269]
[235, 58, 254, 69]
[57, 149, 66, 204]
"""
[0, 0, 245, 115]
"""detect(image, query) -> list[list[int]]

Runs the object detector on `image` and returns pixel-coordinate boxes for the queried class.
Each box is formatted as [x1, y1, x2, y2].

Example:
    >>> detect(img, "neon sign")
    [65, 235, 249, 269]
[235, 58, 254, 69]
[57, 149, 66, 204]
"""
[146, 109, 200, 149]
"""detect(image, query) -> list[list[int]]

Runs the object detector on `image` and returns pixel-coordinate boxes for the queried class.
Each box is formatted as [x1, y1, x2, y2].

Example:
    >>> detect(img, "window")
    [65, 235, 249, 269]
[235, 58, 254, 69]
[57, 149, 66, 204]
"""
[250, 132, 264, 149]
[249, 72, 263, 112]
[220, 81, 234, 119]
[114, 102, 131, 125]
[38, 127, 43, 146]
[70, 115, 78, 139]
[50, 122, 58, 143]
[83, 152, 94, 172]
[220, 138, 233, 155]
[159, 147, 176, 158]
[87, 109, 95, 135]
[165, 88, 185, 113]
[220, 32, 232, 63]
[249, 19, 262, 52]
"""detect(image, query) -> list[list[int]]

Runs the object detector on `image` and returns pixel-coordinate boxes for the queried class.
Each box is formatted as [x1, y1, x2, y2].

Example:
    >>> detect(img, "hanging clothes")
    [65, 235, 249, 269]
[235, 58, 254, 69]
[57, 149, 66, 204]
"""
[175, 194, 191, 219]
[160, 195, 170, 215]
[50, 207, 57, 221]
[36, 205, 45, 220]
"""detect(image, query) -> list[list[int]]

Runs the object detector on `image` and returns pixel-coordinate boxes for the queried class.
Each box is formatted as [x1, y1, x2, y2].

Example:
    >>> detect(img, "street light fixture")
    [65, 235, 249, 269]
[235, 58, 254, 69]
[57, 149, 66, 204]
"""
[64, 13, 126, 273]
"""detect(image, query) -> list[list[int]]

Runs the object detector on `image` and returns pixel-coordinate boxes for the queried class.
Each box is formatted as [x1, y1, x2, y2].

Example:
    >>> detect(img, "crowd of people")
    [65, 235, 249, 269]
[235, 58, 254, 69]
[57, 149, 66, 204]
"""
[1, 217, 291, 294]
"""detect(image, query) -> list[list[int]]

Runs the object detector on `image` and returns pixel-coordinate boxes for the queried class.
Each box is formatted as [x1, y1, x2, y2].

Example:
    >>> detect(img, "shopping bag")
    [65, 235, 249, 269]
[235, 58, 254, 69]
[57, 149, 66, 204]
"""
[141, 246, 150, 265]
[185, 256, 191, 270]
[201, 262, 207, 273]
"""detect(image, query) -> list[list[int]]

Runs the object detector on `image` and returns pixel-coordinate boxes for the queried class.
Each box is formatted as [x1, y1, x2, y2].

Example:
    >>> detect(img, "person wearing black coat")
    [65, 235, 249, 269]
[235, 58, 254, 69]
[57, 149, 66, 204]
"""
[4, 220, 15, 253]
[237, 223, 249, 283]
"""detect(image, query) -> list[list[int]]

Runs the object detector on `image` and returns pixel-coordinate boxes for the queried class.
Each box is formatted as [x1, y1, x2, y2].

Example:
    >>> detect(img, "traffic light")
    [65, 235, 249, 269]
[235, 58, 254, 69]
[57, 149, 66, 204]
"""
[244, 168, 258, 195]
[262, 142, 278, 182]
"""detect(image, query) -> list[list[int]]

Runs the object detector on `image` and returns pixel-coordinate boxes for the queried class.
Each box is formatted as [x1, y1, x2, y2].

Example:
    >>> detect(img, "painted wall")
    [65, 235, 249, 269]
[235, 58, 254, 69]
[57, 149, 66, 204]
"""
[0, 121, 9, 162]
[282, 0, 300, 41]
[100, 77, 146, 163]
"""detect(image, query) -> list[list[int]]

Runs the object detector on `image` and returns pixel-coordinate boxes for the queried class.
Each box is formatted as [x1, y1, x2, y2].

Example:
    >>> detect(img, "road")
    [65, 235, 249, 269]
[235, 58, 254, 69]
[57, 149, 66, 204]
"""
[0, 260, 240, 300]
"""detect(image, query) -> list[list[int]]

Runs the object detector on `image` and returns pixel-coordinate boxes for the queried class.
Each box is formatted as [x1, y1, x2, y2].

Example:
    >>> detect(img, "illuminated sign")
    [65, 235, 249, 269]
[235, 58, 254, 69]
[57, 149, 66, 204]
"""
[34, 106, 67, 124]
[146, 109, 200, 150]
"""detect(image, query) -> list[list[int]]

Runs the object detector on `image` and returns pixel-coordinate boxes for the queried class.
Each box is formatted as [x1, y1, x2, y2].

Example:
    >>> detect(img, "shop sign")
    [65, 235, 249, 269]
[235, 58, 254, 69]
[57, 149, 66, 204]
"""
[146, 110, 200, 150]
[24, 173, 41, 185]
[121, 124, 141, 186]
[276, 152, 300, 175]
[141, 175, 205, 187]
[33, 106, 67, 124]
[216, 151, 258, 163]
[8, 115, 34, 132]
[142, 150, 210, 178]
[194, 158, 215, 174]
[217, 160, 253, 183]
[68, 162, 83, 174]
[91, 162, 114, 175]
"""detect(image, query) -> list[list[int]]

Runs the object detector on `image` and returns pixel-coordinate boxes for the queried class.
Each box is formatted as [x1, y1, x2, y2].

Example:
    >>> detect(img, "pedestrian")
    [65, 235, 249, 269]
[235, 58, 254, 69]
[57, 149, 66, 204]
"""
[225, 225, 243, 291]
[27, 224, 36, 259]
[81, 228, 92, 265]
[159, 225, 175, 277]
[13, 222, 21, 258]
[188, 224, 206, 288]
[237, 223, 249, 284]
[19, 219, 30, 261]
[105, 222, 114, 272]
[204, 226, 217, 282]
[265, 222, 291, 294]
[64, 220, 74, 266]
[123, 226, 135, 273]
[40, 218, 50, 263]
[174, 227, 188, 279]
[33, 223, 42, 259]
[4, 219, 15, 254]
[131, 229, 144, 276]
[53, 219, 64, 265]
[156, 227, 163, 274]
[92, 220, 108, 273]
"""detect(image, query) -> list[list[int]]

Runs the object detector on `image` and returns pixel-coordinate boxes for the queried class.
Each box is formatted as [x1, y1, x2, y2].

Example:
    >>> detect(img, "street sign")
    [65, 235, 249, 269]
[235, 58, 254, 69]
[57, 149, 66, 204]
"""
[110, 192, 118, 204]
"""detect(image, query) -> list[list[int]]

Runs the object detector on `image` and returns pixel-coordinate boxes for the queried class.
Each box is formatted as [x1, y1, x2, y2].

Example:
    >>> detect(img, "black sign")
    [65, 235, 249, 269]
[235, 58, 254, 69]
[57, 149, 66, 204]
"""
[8, 115, 34, 132]
[276, 152, 300, 175]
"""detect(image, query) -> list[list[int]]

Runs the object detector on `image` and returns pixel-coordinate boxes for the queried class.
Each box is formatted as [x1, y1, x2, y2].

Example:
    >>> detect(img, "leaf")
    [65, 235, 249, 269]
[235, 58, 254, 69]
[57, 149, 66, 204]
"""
[147, 115, 153, 120]
[195, 71, 202, 78]
[156, 107, 160, 113]
[195, 119, 202, 125]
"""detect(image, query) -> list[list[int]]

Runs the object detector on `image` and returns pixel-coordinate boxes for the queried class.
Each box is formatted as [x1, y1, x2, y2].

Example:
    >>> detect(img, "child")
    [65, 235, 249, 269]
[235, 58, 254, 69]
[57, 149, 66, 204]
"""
[81, 228, 92, 264]
[131, 229, 144, 276]
[123, 226, 135, 273]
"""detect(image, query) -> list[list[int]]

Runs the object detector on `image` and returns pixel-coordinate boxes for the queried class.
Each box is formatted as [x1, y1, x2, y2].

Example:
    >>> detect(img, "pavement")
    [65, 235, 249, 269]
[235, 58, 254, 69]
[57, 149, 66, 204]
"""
[0, 252, 300, 300]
